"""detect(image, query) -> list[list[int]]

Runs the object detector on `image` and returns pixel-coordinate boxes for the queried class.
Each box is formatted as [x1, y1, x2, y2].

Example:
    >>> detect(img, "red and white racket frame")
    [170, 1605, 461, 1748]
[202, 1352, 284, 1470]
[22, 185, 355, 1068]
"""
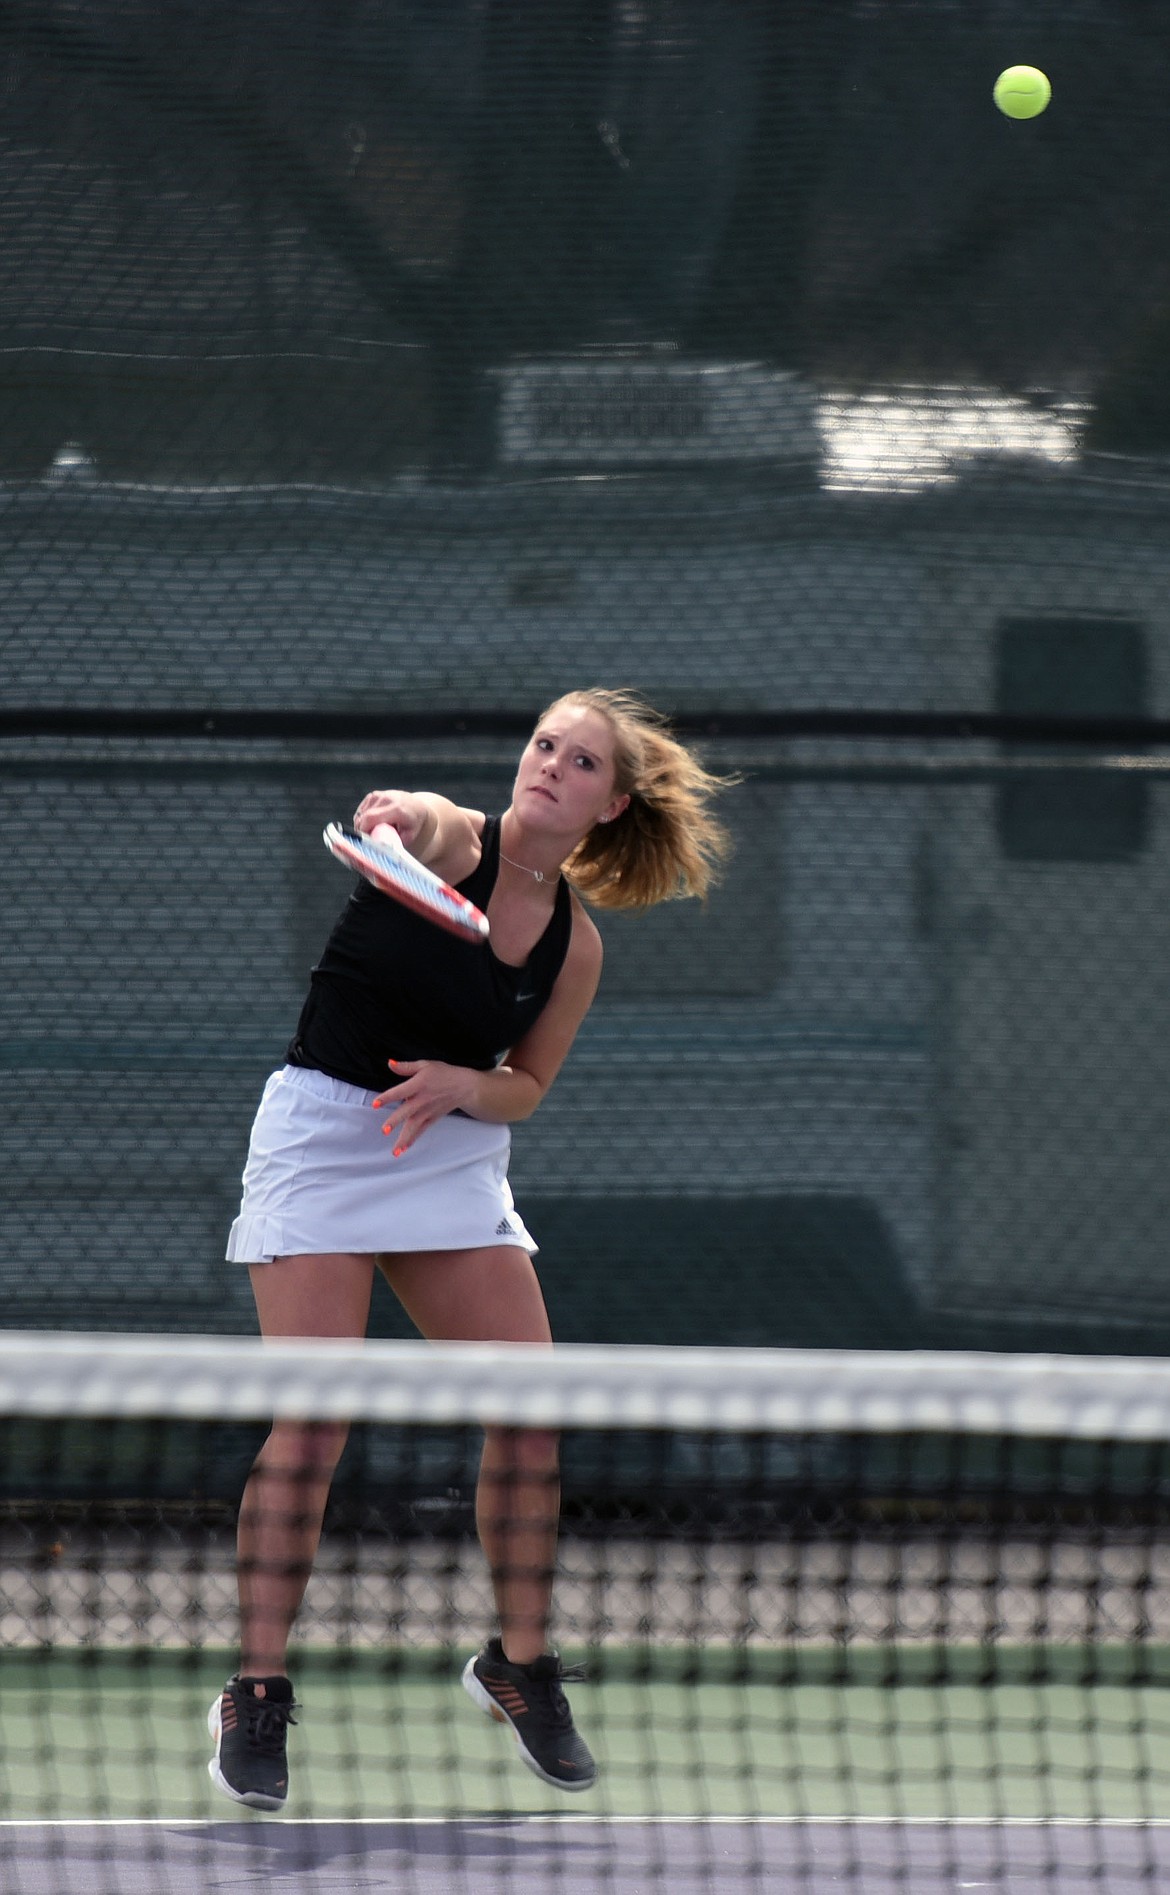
[323, 823, 490, 943]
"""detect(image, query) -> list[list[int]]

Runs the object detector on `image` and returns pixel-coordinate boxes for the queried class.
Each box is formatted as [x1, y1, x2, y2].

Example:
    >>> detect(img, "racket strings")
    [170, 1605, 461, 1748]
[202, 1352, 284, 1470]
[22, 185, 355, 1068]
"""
[324, 826, 489, 940]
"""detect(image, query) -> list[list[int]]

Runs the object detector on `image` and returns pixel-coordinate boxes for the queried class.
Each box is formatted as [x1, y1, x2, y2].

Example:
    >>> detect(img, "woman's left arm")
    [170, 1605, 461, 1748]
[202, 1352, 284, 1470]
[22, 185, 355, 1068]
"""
[371, 910, 603, 1153]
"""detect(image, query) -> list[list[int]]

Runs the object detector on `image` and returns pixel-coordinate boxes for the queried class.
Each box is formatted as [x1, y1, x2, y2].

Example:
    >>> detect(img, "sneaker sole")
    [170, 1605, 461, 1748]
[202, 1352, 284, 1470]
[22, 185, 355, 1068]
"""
[460, 1658, 597, 1793]
[206, 1696, 288, 1813]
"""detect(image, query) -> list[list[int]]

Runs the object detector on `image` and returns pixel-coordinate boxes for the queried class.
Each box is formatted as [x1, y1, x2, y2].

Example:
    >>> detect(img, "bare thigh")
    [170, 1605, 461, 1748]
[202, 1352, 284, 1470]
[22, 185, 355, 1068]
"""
[249, 1252, 377, 1340]
[378, 1246, 552, 1347]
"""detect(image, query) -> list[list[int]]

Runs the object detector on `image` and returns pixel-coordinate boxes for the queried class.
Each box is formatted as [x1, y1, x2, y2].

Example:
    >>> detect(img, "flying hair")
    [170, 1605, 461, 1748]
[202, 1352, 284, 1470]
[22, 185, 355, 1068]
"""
[539, 688, 736, 911]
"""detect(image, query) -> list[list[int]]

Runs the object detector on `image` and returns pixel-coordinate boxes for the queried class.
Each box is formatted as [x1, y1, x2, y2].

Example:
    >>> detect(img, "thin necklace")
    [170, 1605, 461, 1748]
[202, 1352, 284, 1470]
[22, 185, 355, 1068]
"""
[499, 849, 549, 884]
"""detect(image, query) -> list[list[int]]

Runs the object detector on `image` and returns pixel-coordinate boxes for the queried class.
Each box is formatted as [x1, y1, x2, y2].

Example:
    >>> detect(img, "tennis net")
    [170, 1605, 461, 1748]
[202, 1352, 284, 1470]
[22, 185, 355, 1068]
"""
[2, 1333, 1170, 1893]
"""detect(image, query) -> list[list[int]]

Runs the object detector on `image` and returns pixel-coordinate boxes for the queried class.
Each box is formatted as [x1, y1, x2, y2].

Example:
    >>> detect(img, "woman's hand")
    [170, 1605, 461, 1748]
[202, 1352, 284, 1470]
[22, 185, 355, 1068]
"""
[371, 1059, 480, 1156]
[353, 791, 431, 854]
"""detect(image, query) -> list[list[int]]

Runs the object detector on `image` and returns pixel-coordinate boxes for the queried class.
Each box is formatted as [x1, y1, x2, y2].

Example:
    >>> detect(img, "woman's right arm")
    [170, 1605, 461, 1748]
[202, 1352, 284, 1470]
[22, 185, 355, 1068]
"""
[353, 791, 483, 880]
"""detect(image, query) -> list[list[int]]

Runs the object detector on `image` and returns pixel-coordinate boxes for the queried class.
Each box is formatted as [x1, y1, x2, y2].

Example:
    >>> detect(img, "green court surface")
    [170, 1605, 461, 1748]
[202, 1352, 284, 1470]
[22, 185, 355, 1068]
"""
[2, 1648, 1169, 1824]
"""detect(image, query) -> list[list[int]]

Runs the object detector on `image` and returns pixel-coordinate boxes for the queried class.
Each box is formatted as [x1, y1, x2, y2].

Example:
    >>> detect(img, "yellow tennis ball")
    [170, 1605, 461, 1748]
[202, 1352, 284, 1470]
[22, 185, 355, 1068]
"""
[994, 65, 1051, 119]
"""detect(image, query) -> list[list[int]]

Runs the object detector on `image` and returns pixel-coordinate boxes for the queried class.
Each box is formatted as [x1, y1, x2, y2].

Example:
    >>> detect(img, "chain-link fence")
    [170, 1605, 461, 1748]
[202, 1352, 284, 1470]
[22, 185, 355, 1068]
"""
[4, 5, 1170, 1351]
[6, 714, 1170, 1352]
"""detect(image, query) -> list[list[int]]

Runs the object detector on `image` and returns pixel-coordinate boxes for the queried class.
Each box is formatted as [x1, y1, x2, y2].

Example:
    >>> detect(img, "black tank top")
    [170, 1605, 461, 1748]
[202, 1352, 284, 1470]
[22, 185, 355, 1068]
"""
[286, 815, 574, 1092]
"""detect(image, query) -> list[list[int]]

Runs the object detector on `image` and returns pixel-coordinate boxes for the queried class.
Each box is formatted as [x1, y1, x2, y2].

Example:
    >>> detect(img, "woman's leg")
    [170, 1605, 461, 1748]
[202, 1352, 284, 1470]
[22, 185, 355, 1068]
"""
[379, 1245, 557, 1666]
[238, 1252, 376, 1676]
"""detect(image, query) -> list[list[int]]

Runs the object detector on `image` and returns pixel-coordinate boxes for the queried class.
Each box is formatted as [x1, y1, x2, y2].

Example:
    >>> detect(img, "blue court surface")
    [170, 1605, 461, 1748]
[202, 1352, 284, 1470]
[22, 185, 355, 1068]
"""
[3, 1817, 1170, 1894]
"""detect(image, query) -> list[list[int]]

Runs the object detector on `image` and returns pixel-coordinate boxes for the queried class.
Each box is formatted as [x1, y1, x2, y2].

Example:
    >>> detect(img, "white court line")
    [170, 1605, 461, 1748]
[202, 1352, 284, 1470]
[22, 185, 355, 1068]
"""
[3, 1815, 1170, 1830]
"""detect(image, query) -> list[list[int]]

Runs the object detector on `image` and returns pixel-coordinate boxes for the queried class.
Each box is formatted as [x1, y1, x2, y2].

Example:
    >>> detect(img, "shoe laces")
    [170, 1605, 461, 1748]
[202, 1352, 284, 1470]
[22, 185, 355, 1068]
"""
[554, 1662, 588, 1686]
[239, 1693, 298, 1752]
[533, 1660, 587, 1725]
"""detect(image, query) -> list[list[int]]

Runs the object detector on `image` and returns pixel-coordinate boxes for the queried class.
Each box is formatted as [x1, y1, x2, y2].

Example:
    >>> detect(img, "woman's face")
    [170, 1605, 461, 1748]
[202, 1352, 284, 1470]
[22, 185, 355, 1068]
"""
[513, 703, 631, 836]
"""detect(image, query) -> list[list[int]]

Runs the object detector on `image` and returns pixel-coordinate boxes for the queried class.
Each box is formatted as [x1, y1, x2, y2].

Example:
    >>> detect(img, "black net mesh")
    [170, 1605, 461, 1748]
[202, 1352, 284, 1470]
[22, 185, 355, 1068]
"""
[3, 1339, 1170, 1891]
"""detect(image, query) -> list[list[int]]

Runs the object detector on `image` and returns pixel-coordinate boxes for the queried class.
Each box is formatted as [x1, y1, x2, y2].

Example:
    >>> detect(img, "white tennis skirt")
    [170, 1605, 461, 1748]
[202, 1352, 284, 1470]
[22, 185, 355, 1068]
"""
[226, 1065, 537, 1263]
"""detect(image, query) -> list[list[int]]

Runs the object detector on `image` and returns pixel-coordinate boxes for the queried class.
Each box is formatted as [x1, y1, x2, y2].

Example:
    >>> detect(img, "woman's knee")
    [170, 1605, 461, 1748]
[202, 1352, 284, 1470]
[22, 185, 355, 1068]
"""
[255, 1417, 352, 1482]
[482, 1424, 561, 1478]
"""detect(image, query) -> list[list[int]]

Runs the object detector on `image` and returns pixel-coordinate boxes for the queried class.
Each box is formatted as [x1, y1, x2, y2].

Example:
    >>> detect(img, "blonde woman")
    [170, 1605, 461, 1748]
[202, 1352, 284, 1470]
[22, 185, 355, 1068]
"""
[211, 688, 733, 1810]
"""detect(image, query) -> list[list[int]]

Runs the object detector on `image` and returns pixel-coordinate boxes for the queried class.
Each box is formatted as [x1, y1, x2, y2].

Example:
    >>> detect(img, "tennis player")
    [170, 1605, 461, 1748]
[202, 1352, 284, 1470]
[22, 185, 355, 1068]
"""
[209, 687, 733, 1811]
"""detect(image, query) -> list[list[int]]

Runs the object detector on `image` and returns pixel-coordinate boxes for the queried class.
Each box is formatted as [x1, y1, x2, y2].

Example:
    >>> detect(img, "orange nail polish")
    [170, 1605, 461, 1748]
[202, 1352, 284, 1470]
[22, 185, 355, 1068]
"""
[392, 1146, 404, 1158]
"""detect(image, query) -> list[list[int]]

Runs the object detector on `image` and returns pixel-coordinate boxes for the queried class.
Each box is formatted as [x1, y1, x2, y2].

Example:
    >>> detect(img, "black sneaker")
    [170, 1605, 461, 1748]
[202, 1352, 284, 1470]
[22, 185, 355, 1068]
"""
[207, 1674, 297, 1811]
[462, 1638, 597, 1792]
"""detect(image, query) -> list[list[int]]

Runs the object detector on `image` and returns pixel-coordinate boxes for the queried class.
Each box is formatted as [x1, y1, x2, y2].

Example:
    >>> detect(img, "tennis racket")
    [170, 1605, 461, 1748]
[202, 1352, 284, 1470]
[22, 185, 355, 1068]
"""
[323, 823, 490, 943]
